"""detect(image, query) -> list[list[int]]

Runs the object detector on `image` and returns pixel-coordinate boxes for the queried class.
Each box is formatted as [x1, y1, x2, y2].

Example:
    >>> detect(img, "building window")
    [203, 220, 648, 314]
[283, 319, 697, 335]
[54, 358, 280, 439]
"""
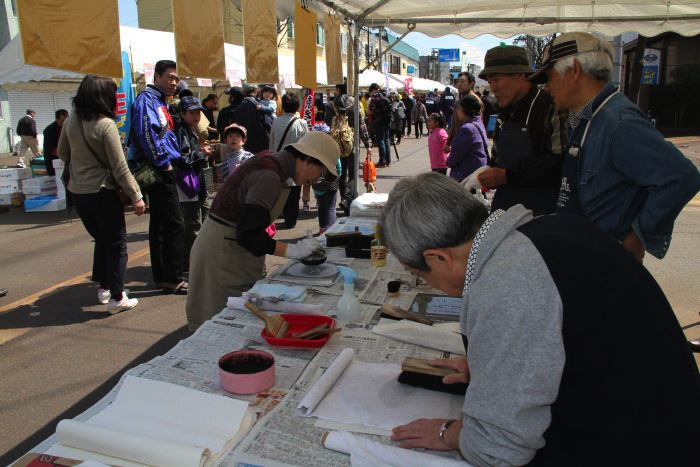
[316, 23, 324, 46]
[287, 18, 294, 39]
[340, 32, 347, 52]
[390, 55, 401, 74]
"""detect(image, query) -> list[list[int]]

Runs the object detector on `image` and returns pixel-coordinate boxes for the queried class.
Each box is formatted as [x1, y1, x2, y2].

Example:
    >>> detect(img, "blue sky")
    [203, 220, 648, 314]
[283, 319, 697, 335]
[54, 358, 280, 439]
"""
[117, 0, 512, 68]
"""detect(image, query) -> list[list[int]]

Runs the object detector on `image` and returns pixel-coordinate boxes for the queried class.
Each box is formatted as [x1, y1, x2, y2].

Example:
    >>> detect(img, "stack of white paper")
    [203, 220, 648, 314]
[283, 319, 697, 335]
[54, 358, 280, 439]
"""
[372, 320, 466, 355]
[46, 376, 254, 467]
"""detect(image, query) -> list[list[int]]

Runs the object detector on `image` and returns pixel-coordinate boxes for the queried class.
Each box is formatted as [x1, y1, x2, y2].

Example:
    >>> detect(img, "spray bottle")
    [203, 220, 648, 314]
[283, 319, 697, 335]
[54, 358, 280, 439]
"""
[336, 266, 362, 322]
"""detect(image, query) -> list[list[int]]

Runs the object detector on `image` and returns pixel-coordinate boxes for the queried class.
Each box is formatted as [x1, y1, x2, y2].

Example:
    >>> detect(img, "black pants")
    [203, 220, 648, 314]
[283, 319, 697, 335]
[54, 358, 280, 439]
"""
[284, 185, 302, 228]
[72, 189, 127, 298]
[414, 121, 424, 137]
[432, 168, 448, 175]
[403, 118, 411, 136]
[339, 152, 357, 204]
[145, 171, 185, 284]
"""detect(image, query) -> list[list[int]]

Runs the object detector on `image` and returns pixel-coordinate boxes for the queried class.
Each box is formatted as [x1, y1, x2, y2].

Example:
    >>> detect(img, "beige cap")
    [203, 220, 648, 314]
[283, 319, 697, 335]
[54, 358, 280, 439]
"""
[529, 32, 612, 84]
[287, 132, 340, 177]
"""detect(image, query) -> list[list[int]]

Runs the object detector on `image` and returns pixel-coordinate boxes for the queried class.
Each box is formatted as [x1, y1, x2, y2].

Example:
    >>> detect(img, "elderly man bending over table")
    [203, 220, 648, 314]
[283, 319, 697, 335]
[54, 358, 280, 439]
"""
[384, 173, 699, 466]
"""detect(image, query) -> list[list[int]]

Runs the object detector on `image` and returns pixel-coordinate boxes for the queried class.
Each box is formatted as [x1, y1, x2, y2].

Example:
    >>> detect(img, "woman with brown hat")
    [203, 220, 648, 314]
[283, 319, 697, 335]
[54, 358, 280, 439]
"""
[185, 132, 341, 330]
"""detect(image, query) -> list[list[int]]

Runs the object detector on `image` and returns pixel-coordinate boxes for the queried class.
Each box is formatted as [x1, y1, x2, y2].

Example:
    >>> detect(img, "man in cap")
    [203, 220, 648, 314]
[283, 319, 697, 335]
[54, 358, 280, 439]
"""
[229, 84, 269, 154]
[216, 86, 244, 136]
[477, 45, 568, 215]
[530, 32, 700, 262]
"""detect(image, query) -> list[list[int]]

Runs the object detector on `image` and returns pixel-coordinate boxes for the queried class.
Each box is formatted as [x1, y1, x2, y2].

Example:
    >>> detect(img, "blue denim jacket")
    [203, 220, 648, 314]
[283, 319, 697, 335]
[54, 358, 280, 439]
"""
[564, 84, 700, 258]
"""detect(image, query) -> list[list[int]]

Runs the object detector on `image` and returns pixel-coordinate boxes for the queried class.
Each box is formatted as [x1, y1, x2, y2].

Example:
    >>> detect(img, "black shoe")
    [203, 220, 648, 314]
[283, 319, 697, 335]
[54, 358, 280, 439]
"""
[690, 339, 700, 353]
[0, 288, 7, 297]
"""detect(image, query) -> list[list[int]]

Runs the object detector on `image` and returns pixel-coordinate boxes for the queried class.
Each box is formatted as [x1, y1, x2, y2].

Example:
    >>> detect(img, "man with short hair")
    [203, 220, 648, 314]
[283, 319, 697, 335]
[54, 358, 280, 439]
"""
[367, 83, 393, 168]
[530, 32, 700, 261]
[42, 109, 69, 175]
[130, 59, 188, 294]
[385, 172, 699, 466]
[16, 109, 40, 166]
[201, 93, 219, 139]
[229, 84, 269, 154]
[445, 72, 483, 152]
[477, 45, 568, 215]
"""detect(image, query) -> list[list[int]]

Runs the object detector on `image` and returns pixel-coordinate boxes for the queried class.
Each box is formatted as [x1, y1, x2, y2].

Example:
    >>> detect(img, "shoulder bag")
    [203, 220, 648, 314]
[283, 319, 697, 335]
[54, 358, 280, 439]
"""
[276, 117, 299, 152]
[78, 121, 132, 206]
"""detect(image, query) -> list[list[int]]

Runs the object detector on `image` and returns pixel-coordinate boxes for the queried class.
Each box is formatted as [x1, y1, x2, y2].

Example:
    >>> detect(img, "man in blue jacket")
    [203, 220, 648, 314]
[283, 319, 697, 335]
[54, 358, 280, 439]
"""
[130, 59, 187, 293]
[531, 32, 700, 262]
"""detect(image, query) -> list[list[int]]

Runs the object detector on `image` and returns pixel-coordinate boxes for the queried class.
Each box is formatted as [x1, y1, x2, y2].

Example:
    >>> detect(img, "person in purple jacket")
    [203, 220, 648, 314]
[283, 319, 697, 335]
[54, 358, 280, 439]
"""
[446, 95, 488, 183]
[130, 59, 188, 294]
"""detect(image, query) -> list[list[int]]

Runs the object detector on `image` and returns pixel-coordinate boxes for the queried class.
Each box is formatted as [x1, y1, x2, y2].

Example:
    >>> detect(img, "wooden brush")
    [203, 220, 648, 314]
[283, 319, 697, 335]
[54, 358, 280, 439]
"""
[381, 304, 434, 325]
[398, 357, 468, 395]
[245, 302, 287, 337]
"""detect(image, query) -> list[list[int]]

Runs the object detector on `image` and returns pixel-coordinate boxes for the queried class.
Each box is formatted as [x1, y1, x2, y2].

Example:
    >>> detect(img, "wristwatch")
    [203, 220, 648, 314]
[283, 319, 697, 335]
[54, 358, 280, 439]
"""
[438, 419, 456, 449]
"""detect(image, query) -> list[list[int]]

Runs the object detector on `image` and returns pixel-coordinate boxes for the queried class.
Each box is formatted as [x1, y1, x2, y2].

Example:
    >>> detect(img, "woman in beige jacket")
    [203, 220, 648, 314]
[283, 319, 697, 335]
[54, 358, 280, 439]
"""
[58, 75, 145, 314]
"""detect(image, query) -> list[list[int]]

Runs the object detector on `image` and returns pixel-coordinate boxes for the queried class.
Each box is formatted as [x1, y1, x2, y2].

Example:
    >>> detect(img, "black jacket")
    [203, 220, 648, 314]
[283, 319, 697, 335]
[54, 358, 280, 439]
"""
[229, 97, 269, 154]
[17, 115, 37, 137]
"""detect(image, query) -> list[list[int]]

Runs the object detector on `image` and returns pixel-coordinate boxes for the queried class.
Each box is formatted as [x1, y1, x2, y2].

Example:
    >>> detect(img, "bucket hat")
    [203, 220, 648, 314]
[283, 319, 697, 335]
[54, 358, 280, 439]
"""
[287, 132, 340, 177]
[529, 32, 612, 84]
[479, 46, 533, 79]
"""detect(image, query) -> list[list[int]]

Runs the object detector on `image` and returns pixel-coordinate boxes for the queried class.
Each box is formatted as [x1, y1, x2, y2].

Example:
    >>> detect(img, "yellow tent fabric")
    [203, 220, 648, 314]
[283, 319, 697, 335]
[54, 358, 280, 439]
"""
[241, 0, 279, 84]
[172, 0, 226, 80]
[324, 14, 343, 86]
[294, 1, 317, 89]
[17, 0, 121, 78]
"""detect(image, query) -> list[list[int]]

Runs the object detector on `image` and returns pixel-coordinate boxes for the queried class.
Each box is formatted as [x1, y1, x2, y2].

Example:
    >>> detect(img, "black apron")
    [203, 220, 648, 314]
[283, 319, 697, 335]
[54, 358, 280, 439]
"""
[491, 90, 558, 215]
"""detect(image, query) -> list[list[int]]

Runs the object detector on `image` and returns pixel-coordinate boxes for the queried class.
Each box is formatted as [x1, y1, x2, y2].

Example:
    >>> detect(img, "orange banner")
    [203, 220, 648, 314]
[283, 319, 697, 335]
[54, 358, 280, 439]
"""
[324, 14, 343, 86]
[17, 0, 121, 77]
[241, 0, 279, 83]
[172, 0, 226, 80]
[294, 1, 317, 89]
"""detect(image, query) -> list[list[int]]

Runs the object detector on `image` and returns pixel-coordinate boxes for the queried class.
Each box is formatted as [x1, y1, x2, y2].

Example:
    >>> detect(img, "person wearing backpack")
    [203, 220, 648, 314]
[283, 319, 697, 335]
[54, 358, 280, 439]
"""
[391, 94, 406, 145]
[367, 83, 393, 168]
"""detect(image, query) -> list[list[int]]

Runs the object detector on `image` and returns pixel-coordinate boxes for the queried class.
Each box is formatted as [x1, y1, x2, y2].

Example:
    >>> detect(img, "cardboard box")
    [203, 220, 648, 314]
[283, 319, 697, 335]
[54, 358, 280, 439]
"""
[21, 175, 56, 188]
[0, 181, 20, 192]
[22, 186, 58, 195]
[24, 195, 66, 212]
[0, 193, 13, 205]
[0, 168, 32, 181]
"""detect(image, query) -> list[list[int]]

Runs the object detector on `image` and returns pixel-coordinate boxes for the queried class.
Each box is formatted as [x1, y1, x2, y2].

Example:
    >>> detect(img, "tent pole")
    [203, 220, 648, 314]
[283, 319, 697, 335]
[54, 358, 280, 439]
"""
[353, 20, 362, 201]
[363, 14, 700, 25]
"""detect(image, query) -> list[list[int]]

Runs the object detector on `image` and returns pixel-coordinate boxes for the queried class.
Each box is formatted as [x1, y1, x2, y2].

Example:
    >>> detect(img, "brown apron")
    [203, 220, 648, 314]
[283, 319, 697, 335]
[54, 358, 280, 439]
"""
[185, 188, 290, 331]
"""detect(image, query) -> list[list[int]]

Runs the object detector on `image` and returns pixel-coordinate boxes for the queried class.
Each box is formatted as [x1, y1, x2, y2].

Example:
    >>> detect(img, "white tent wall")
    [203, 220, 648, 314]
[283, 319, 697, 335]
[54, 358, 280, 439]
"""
[6, 89, 78, 150]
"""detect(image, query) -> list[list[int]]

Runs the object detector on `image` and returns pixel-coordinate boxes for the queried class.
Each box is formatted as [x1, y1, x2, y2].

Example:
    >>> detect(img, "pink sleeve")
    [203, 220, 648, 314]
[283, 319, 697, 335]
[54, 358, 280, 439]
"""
[439, 129, 448, 145]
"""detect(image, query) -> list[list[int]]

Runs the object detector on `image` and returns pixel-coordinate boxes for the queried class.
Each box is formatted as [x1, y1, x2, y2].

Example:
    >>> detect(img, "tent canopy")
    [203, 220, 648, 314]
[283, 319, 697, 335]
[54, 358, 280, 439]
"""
[303, 0, 700, 39]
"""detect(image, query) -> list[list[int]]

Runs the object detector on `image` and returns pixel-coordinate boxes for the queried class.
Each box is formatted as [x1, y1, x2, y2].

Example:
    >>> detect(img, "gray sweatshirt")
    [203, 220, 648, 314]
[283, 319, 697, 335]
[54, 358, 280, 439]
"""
[459, 205, 565, 466]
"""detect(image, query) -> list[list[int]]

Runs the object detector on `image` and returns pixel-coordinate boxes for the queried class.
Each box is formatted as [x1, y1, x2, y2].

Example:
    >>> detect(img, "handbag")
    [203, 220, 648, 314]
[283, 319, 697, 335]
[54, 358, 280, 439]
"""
[78, 121, 131, 206]
[130, 158, 159, 191]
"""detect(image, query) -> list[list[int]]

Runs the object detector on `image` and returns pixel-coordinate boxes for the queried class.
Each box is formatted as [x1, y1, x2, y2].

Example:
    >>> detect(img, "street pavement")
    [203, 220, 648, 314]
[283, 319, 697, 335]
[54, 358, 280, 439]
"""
[0, 134, 699, 464]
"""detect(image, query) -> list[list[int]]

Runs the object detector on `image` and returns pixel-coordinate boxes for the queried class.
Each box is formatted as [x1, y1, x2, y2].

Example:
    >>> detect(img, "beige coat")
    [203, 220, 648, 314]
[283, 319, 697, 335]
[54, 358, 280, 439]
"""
[58, 113, 141, 203]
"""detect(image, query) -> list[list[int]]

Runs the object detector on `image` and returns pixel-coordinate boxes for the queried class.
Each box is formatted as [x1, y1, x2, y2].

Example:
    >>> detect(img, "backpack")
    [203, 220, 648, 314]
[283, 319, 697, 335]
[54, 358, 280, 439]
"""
[371, 93, 393, 124]
[330, 114, 354, 157]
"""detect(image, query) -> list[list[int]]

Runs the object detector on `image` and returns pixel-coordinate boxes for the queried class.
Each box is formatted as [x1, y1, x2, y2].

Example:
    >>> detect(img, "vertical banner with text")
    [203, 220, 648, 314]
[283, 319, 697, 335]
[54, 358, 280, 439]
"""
[115, 51, 135, 145]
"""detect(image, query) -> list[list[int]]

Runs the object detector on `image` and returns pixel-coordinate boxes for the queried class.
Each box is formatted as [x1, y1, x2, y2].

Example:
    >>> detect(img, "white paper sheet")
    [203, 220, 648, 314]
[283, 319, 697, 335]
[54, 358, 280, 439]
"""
[311, 360, 463, 434]
[323, 430, 471, 467]
[372, 320, 466, 355]
[226, 296, 324, 315]
[46, 376, 254, 467]
[297, 348, 354, 416]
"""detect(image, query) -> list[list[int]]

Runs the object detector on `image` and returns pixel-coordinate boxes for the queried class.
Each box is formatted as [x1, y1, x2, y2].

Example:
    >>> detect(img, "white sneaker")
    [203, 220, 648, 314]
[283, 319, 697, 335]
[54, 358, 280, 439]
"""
[98, 288, 130, 304]
[107, 294, 138, 314]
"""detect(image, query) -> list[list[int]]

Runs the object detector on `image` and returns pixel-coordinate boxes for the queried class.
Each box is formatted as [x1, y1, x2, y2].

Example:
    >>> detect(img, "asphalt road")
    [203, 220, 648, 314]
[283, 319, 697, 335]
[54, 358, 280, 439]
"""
[0, 135, 698, 464]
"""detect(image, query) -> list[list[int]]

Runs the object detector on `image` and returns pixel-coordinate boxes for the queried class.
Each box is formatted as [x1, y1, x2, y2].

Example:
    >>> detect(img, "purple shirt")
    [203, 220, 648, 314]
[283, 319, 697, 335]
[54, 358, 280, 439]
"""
[447, 116, 488, 182]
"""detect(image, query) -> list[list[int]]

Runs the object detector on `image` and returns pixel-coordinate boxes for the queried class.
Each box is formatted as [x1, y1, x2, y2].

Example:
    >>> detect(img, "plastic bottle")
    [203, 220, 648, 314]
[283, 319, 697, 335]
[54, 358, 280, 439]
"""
[336, 266, 362, 322]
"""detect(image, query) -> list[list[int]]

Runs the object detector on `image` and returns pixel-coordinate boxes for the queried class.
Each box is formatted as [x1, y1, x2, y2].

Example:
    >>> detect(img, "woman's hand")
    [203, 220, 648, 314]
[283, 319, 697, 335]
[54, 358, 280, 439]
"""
[391, 418, 461, 451]
[477, 167, 506, 189]
[133, 198, 146, 216]
[430, 357, 470, 384]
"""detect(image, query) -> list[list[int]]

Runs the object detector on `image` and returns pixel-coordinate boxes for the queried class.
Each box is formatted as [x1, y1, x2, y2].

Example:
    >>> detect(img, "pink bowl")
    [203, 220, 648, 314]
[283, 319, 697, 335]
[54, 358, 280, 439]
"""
[218, 349, 275, 395]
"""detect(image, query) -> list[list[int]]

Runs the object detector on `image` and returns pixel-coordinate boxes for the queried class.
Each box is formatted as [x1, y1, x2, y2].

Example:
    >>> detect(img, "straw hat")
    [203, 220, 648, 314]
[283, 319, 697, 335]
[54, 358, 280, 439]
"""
[287, 132, 340, 177]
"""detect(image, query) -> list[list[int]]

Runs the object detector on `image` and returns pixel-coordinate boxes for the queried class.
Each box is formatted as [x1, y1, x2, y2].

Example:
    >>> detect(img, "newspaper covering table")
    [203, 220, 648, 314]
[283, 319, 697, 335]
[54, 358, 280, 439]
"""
[22, 215, 465, 467]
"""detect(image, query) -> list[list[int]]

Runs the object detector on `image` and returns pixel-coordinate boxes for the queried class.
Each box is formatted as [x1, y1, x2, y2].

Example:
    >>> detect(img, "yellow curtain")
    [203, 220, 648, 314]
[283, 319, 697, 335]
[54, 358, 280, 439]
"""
[346, 27, 355, 96]
[17, 0, 121, 77]
[241, 0, 279, 83]
[172, 0, 226, 79]
[324, 14, 343, 86]
[294, 1, 317, 89]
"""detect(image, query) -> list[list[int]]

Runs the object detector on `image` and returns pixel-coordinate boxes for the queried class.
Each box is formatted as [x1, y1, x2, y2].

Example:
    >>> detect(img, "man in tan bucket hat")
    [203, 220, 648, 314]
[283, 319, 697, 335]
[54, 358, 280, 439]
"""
[185, 132, 340, 330]
[476, 45, 568, 215]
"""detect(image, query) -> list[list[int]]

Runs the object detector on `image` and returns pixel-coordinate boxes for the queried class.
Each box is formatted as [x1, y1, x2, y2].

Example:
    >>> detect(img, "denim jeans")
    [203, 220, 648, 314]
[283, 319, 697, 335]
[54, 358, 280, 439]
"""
[372, 121, 391, 165]
[145, 171, 185, 284]
[72, 189, 127, 298]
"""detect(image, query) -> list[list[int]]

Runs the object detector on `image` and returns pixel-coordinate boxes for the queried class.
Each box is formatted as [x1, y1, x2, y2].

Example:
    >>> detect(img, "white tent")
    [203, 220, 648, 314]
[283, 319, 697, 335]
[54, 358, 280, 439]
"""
[359, 69, 404, 90]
